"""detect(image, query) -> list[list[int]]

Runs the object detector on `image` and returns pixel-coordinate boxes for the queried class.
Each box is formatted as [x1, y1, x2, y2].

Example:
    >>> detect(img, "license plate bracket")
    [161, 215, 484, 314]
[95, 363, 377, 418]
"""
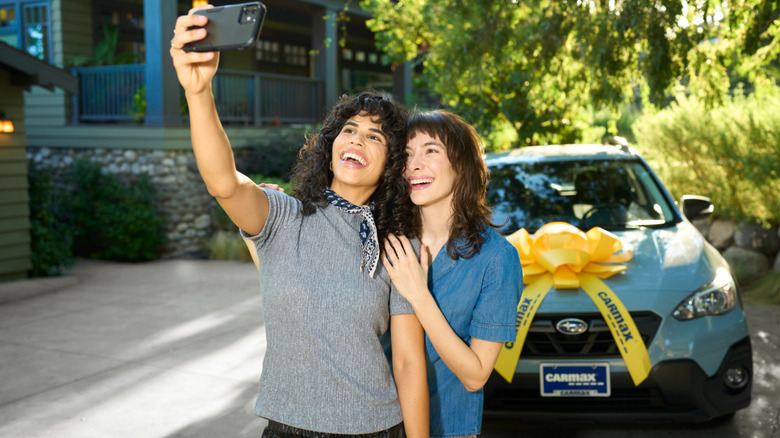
[540, 363, 611, 397]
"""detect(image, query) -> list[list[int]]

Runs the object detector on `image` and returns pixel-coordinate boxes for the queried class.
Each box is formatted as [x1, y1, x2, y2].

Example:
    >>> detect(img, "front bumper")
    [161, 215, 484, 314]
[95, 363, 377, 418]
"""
[483, 337, 752, 423]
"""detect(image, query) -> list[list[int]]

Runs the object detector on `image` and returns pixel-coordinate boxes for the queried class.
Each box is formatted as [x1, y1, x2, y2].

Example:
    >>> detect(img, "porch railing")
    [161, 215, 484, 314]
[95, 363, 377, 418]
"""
[71, 65, 324, 125]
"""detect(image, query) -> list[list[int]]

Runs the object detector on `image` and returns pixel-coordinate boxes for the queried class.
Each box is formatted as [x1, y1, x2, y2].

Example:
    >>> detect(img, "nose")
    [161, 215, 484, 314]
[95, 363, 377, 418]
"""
[407, 149, 422, 171]
[349, 130, 367, 147]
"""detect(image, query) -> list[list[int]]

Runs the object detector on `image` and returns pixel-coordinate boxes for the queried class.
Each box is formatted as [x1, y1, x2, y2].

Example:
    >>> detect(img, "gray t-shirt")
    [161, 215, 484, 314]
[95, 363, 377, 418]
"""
[241, 188, 414, 434]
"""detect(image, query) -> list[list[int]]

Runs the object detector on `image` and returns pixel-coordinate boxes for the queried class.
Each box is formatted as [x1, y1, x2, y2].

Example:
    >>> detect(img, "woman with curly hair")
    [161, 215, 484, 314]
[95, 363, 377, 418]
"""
[170, 8, 427, 438]
[382, 110, 523, 438]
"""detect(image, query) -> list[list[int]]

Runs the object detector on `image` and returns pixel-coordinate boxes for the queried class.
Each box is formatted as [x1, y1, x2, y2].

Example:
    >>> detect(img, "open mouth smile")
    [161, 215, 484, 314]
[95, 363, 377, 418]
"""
[408, 176, 433, 190]
[340, 151, 367, 167]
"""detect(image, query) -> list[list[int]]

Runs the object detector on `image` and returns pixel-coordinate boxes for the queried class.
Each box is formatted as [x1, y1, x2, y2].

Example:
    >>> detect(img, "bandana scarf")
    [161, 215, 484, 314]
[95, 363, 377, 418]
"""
[324, 188, 379, 277]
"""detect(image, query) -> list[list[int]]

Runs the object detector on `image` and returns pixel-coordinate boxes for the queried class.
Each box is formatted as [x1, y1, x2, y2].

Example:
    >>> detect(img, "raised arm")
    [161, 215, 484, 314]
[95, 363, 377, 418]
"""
[383, 234, 502, 392]
[170, 8, 268, 235]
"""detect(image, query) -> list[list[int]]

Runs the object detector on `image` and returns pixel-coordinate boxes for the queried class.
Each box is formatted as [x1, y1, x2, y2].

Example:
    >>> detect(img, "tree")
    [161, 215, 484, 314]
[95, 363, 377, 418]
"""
[361, 0, 780, 148]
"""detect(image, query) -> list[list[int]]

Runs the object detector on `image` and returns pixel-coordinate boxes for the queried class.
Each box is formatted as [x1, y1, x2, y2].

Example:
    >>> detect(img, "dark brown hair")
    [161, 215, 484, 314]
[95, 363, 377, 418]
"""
[402, 109, 497, 259]
[289, 92, 410, 243]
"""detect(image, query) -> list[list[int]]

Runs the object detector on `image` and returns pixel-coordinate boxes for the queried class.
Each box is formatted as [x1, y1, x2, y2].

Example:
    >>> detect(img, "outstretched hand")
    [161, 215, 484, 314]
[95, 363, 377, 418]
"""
[381, 234, 431, 306]
[170, 5, 219, 95]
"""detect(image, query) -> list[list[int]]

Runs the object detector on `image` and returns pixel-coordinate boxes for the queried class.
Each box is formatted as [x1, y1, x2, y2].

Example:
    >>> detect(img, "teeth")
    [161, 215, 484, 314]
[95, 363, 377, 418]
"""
[411, 178, 433, 185]
[341, 152, 366, 166]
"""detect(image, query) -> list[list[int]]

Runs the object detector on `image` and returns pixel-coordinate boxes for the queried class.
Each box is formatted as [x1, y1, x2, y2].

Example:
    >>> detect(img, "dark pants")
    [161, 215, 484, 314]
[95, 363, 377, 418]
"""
[262, 421, 405, 438]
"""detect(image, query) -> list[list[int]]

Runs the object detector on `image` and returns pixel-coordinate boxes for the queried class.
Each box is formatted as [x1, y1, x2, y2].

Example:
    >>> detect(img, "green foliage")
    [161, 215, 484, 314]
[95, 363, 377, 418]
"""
[243, 141, 302, 180]
[632, 86, 780, 225]
[204, 230, 253, 261]
[741, 272, 780, 305]
[63, 160, 166, 261]
[66, 26, 140, 67]
[362, 0, 780, 149]
[206, 175, 292, 260]
[28, 163, 73, 277]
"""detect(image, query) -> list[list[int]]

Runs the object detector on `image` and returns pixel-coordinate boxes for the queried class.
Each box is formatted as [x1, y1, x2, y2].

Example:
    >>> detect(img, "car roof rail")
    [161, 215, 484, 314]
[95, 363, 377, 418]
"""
[602, 135, 632, 153]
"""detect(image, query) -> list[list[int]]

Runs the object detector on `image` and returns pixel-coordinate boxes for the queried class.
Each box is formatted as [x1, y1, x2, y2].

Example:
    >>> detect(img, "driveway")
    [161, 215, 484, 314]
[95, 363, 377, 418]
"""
[0, 259, 777, 437]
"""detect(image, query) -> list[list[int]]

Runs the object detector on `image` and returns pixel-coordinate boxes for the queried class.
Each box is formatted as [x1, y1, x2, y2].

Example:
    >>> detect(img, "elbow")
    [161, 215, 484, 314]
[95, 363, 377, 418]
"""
[393, 356, 425, 377]
[205, 179, 239, 200]
[392, 350, 426, 379]
[461, 375, 490, 393]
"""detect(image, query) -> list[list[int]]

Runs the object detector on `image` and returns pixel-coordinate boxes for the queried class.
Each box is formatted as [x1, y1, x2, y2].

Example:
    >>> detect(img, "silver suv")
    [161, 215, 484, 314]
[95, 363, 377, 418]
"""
[483, 144, 752, 422]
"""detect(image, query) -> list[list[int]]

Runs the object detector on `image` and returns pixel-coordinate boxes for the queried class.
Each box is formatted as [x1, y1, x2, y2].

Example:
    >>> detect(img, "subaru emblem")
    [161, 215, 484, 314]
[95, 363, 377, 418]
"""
[556, 318, 588, 335]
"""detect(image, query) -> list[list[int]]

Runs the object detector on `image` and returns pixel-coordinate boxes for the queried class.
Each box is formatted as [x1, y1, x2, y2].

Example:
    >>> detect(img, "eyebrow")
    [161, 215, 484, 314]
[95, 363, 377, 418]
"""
[406, 140, 444, 148]
[344, 121, 388, 142]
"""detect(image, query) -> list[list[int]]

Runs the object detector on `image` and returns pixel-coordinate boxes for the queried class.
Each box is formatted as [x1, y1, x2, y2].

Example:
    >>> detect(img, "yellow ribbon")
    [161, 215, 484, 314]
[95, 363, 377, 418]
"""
[494, 222, 651, 386]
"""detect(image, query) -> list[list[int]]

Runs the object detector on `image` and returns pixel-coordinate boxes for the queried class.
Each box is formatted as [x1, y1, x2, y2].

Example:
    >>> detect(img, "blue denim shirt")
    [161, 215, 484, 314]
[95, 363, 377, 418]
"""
[427, 227, 522, 438]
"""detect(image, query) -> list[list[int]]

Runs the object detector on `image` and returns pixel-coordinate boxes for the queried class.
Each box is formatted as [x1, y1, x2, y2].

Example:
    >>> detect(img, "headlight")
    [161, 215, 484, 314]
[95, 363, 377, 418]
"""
[672, 267, 738, 320]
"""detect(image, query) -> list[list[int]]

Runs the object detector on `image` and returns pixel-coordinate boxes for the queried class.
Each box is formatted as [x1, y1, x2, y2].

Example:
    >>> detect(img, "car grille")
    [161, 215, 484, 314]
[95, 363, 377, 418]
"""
[521, 311, 661, 357]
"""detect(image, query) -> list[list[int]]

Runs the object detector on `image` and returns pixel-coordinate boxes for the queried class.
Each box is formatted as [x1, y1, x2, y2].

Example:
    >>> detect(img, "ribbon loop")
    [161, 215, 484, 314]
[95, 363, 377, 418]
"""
[494, 222, 652, 386]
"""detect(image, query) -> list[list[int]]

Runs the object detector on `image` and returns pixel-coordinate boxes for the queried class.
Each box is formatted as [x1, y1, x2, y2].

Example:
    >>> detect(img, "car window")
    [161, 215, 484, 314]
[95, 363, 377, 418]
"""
[487, 158, 677, 234]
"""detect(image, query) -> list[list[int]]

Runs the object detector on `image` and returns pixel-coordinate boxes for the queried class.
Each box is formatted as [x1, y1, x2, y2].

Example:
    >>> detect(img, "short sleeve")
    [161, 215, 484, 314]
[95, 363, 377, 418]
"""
[389, 281, 414, 315]
[469, 244, 523, 342]
[239, 187, 301, 249]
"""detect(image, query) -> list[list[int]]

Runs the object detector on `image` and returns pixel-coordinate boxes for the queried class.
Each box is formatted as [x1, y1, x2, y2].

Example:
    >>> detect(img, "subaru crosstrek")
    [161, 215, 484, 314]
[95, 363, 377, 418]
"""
[483, 143, 752, 422]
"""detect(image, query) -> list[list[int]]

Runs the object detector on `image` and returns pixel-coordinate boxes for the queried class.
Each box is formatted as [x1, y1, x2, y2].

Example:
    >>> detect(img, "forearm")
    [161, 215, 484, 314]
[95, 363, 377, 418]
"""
[394, 358, 429, 438]
[186, 89, 241, 199]
[412, 294, 494, 392]
[391, 314, 429, 438]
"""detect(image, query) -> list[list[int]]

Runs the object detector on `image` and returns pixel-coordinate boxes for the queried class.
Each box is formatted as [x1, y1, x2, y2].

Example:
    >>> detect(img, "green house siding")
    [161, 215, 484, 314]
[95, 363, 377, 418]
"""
[24, 0, 92, 129]
[0, 70, 32, 280]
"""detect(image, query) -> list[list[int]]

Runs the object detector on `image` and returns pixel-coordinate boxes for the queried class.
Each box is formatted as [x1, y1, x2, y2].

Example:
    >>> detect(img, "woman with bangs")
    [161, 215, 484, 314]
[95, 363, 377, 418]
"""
[170, 7, 427, 438]
[382, 110, 523, 438]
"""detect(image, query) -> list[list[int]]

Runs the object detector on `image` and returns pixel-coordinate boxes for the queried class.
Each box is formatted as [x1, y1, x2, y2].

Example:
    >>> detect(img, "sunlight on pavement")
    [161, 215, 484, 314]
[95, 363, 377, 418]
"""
[129, 296, 263, 355]
[0, 327, 267, 438]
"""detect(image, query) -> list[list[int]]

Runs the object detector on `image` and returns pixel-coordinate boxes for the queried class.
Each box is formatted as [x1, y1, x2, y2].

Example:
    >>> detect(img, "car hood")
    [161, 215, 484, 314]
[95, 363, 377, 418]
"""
[532, 221, 724, 313]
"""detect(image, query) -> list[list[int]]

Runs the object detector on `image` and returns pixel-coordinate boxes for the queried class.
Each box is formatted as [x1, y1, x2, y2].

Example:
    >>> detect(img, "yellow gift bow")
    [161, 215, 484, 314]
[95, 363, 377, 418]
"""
[494, 222, 652, 386]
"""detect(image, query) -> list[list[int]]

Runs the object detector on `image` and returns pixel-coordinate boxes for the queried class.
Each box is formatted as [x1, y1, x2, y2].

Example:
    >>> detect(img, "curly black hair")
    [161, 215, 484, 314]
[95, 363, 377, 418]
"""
[289, 92, 413, 243]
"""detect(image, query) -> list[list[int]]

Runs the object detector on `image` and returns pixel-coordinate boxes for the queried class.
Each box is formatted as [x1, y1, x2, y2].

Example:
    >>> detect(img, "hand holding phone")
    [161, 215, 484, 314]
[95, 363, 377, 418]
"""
[183, 2, 266, 53]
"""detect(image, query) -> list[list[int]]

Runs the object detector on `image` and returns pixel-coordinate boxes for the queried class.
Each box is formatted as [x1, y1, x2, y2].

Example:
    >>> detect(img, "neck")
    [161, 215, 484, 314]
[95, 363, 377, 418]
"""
[419, 202, 453, 256]
[330, 183, 374, 206]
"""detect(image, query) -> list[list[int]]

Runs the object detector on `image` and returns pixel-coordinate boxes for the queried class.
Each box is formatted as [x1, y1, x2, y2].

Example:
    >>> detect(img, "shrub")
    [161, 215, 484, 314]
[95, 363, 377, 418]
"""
[28, 163, 73, 276]
[243, 140, 302, 179]
[632, 87, 780, 225]
[63, 159, 166, 261]
[206, 175, 292, 260]
[203, 230, 253, 261]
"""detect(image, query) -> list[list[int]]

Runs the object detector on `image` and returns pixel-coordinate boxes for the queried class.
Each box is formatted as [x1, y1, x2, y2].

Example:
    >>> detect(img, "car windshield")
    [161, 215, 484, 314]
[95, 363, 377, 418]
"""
[487, 157, 678, 234]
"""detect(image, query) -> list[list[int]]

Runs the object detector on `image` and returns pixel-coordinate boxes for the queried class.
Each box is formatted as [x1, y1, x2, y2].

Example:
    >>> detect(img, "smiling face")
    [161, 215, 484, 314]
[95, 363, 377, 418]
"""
[329, 113, 389, 204]
[404, 131, 456, 212]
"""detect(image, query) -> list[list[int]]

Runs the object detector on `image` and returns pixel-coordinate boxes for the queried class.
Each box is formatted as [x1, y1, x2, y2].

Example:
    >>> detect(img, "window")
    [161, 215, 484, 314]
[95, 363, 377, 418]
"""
[0, 1, 50, 61]
[284, 44, 307, 67]
[23, 2, 48, 60]
[0, 5, 19, 47]
[255, 39, 279, 63]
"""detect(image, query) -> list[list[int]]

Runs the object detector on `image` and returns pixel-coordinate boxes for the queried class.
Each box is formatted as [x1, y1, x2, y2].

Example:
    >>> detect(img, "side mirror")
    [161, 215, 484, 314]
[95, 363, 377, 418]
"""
[681, 195, 714, 221]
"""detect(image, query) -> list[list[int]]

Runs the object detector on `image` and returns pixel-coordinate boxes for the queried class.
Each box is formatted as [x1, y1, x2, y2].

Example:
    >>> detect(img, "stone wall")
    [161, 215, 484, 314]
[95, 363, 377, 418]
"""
[701, 219, 780, 283]
[28, 146, 216, 257]
[28, 143, 780, 276]
[27, 127, 307, 259]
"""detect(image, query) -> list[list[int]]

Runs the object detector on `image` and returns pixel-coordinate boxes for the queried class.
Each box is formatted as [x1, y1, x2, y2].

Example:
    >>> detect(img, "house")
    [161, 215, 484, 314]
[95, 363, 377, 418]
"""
[2, 0, 416, 274]
[0, 42, 77, 281]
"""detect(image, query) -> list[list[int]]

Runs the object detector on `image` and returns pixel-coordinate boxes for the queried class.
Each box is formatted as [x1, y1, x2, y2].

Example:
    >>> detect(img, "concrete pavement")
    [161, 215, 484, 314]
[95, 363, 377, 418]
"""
[2, 259, 778, 438]
[0, 259, 268, 437]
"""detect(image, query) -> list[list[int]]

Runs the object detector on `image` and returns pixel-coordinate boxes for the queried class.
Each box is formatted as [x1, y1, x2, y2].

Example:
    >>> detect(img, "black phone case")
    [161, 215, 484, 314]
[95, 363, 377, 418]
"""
[183, 2, 266, 53]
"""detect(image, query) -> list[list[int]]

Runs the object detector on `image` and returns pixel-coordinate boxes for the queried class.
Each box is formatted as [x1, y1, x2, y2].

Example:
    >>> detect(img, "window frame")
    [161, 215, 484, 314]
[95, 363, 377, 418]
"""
[0, 0, 51, 62]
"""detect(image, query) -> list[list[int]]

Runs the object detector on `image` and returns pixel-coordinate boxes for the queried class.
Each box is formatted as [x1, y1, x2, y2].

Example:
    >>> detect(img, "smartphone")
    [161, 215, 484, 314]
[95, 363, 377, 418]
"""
[183, 2, 266, 53]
